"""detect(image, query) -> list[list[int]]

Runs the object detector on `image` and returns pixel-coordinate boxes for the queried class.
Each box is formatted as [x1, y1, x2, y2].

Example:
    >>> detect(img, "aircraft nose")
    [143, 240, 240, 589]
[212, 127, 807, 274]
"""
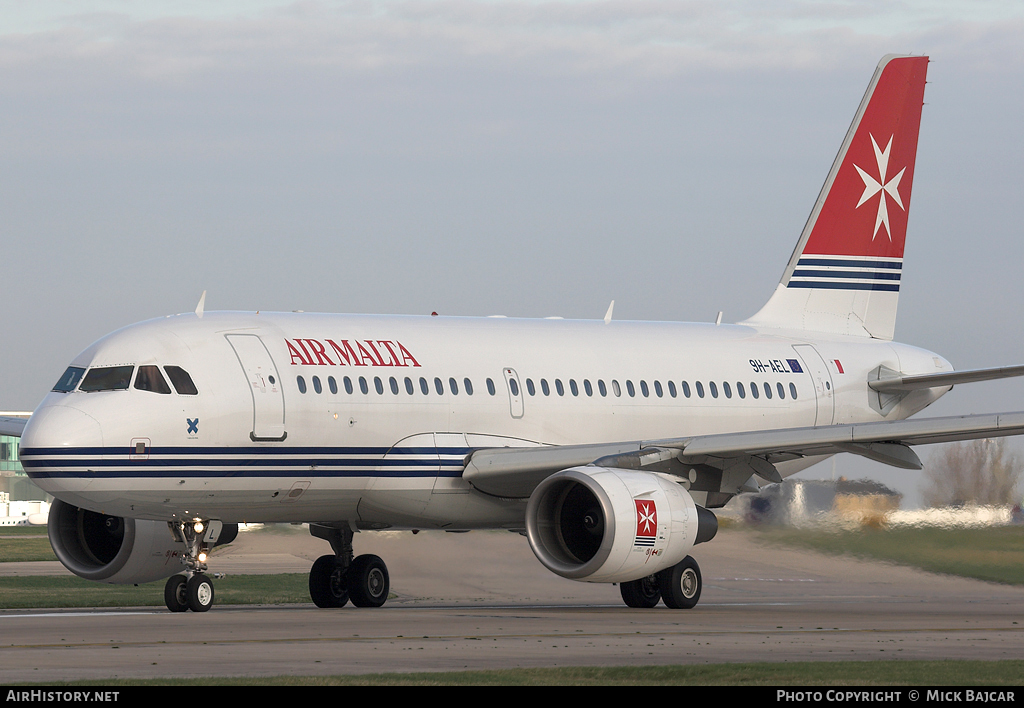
[20, 403, 104, 489]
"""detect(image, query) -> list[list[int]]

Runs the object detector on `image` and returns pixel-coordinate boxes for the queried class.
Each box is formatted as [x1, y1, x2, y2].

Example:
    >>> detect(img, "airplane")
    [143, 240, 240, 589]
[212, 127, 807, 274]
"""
[4, 53, 1024, 613]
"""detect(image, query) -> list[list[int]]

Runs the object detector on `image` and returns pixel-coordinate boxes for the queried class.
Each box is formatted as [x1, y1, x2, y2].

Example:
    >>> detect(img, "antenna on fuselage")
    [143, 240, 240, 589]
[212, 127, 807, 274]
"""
[195, 291, 207, 319]
[604, 300, 614, 325]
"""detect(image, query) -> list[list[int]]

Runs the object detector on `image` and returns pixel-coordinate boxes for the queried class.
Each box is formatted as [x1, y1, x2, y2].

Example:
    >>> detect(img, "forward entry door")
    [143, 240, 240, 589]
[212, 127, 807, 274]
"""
[226, 334, 287, 441]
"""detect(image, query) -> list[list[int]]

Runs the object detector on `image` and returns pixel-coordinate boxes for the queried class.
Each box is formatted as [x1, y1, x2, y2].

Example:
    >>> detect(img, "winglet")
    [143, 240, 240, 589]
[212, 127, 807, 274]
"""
[604, 300, 614, 325]
[195, 291, 207, 319]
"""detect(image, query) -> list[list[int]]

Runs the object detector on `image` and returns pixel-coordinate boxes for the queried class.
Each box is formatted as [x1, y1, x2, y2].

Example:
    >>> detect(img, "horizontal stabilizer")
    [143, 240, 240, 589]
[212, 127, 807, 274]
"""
[869, 364, 1024, 392]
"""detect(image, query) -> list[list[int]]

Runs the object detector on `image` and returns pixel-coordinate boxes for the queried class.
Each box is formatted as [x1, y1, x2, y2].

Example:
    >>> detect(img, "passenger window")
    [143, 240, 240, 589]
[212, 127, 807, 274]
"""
[374, 377, 384, 395]
[723, 381, 732, 399]
[626, 381, 635, 397]
[434, 377, 444, 395]
[584, 380, 593, 397]
[509, 378, 519, 396]
[421, 377, 430, 395]
[764, 382, 772, 399]
[164, 366, 198, 395]
[640, 380, 649, 397]
[134, 365, 171, 394]
[709, 381, 718, 398]
[81, 366, 135, 392]
[556, 379, 565, 396]
[750, 381, 759, 399]
[329, 377, 338, 395]
[526, 378, 536, 396]
[486, 378, 496, 395]
[790, 383, 798, 399]
[297, 376, 307, 394]
[359, 377, 369, 394]
[612, 380, 621, 397]
[464, 378, 473, 395]
[777, 382, 786, 399]
[405, 377, 414, 395]
[737, 382, 746, 399]
[53, 366, 86, 393]
[541, 379, 550, 396]
[344, 376, 353, 394]
[696, 381, 704, 398]
[598, 380, 607, 397]
[390, 377, 399, 395]
[682, 381, 691, 398]
[449, 377, 459, 395]
[313, 376, 323, 394]
[570, 379, 579, 396]
[668, 381, 677, 398]
[654, 381, 663, 398]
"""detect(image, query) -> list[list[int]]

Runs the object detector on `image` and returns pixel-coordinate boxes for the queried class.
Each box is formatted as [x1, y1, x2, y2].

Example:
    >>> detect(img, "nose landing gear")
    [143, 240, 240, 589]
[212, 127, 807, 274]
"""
[163, 519, 222, 613]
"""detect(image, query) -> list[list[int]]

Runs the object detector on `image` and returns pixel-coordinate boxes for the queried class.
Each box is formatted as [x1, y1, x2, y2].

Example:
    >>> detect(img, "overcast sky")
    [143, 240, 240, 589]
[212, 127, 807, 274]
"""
[3, 1, 1023, 507]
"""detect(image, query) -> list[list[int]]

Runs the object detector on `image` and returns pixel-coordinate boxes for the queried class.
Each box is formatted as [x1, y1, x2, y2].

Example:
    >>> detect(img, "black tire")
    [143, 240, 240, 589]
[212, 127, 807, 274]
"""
[164, 574, 189, 613]
[186, 573, 215, 613]
[347, 554, 390, 608]
[658, 556, 701, 609]
[619, 574, 661, 608]
[309, 554, 350, 608]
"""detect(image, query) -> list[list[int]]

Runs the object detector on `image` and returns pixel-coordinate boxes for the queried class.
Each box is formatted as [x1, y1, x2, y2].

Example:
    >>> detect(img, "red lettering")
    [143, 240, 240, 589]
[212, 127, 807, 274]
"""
[397, 342, 421, 368]
[379, 341, 403, 367]
[291, 337, 420, 367]
[286, 340, 312, 366]
[296, 339, 316, 365]
[325, 339, 361, 366]
[355, 341, 382, 367]
[366, 341, 394, 366]
[303, 339, 335, 366]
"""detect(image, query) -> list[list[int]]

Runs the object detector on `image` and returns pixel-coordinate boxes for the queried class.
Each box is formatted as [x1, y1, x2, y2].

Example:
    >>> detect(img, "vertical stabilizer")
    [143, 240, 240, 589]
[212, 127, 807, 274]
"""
[741, 55, 929, 340]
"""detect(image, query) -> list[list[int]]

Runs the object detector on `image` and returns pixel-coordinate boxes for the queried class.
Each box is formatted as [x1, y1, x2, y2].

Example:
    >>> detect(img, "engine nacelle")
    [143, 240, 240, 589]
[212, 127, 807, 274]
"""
[47, 499, 235, 585]
[525, 466, 718, 583]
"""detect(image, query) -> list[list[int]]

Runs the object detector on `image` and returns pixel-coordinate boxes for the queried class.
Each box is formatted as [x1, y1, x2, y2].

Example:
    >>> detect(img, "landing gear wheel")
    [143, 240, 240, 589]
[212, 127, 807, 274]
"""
[347, 554, 390, 608]
[659, 555, 701, 609]
[620, 574, 662, 608]
[186, 573, 215, 613]
[309, 554, 350, 608]
[164, 574, 189, 613]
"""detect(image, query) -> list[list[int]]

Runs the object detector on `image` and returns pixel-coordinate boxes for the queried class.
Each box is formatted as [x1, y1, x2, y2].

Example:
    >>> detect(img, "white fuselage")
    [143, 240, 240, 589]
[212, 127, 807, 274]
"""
[19, 311, 951, 528]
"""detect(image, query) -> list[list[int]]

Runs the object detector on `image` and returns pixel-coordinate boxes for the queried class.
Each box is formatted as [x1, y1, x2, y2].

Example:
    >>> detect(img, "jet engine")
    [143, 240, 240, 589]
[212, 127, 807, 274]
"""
[525, 466, 717, 583]
[47, 499, 236, 585]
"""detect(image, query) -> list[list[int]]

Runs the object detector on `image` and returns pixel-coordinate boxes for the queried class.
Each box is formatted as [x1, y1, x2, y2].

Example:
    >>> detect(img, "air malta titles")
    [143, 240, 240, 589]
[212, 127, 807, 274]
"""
[286, 338, 421, 368]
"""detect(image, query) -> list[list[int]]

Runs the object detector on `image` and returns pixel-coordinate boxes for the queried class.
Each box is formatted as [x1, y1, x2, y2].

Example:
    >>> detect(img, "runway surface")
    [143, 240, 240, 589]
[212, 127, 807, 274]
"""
[1, 525, 1022, 682]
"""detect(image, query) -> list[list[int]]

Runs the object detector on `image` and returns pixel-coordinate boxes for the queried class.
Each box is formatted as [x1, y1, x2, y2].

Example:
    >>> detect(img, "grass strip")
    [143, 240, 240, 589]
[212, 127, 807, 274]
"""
[20, 660, 1024, 686]
[752, 525, 1024, 585]
[0, 573, 312, 608]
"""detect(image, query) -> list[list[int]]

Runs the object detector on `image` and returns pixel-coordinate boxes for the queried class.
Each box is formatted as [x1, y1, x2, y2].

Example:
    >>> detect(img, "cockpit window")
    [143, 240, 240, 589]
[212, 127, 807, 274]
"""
[164, 366, 198, 395]
[52, 367, 86, 393]
[80, 366, 134, 392]
[134, 365, 172, 394]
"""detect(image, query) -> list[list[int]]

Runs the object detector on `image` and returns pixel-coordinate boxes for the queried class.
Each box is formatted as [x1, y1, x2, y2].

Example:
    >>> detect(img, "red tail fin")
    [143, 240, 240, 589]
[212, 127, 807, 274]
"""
[743, 55, 929, 340]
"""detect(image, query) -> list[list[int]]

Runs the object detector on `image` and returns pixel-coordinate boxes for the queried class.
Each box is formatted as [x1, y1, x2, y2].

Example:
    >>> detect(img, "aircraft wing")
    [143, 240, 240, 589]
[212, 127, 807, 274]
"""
[0, 416, 28, 438]
[463, 411, 1024, 498]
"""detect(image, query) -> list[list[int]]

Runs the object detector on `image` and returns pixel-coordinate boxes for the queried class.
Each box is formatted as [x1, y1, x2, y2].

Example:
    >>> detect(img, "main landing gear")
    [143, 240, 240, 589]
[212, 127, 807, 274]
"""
[308, 525, 390, 608]
[164, 519, 221, 613]
[619, 555, 702, 609]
